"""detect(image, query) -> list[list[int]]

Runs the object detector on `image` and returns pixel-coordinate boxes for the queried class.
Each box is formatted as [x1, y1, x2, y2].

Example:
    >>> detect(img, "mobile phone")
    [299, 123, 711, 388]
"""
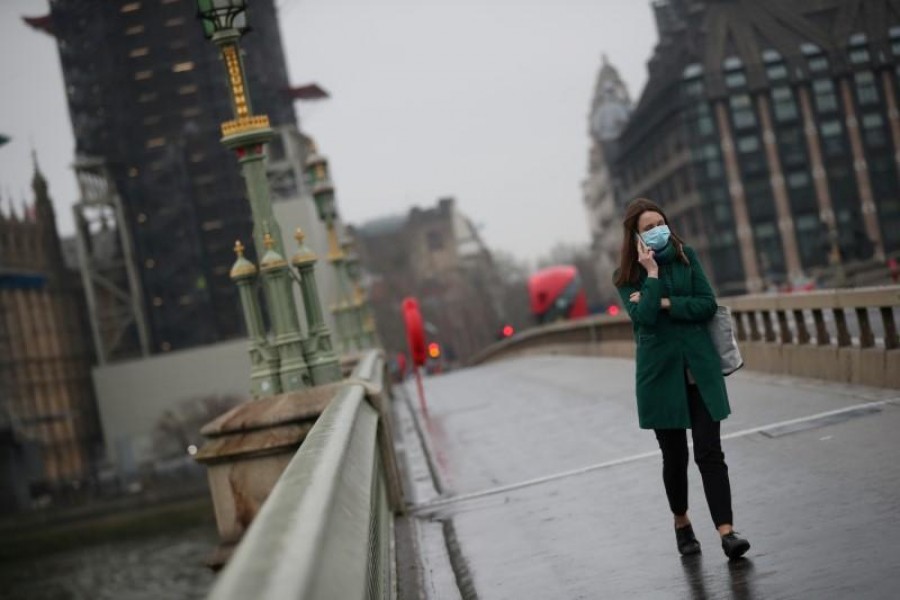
[635, 233, 647, 252]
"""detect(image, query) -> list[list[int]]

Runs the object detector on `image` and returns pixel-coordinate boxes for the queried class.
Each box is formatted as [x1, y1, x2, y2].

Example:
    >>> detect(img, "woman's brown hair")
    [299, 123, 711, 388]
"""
[613, 198, 689, 287]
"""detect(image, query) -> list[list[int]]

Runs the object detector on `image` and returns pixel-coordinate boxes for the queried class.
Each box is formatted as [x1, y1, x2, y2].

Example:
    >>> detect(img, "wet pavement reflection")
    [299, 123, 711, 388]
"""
[398, 355, 900, 599]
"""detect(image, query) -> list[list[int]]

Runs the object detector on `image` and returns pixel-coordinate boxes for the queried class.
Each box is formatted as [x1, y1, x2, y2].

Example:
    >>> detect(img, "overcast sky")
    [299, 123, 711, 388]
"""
[0, 0, 656, 263]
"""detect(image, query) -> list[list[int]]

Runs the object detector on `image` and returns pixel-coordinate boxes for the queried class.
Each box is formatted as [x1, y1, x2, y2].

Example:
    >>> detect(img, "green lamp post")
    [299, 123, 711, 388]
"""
[303, 145, 366, 352]
[342, 239, 377, 349]
[230, 240, 281, 395]
[197, 0, 312, 390]
[291, 228, 342, 384]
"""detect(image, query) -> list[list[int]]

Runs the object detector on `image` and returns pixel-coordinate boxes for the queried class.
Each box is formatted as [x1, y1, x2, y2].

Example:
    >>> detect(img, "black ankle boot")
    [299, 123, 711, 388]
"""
[721, 531, 750, 559]
[675, 524, 701, 555]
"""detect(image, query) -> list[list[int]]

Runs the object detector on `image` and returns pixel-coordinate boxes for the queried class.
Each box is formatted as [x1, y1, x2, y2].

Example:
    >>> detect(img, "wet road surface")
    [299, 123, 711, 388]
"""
[394, 355, 900, 599]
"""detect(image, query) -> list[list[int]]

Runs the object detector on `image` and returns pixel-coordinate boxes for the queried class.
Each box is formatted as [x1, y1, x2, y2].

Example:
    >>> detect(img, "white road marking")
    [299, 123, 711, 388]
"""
[412, 398, 898, 515]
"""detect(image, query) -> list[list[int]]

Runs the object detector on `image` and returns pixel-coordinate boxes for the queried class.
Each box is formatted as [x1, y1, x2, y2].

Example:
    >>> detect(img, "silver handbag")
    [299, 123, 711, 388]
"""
[708, 305, 744, 376]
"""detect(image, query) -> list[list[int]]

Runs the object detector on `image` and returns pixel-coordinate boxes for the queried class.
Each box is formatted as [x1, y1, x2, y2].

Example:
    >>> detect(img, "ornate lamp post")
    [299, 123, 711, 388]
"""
[291, 228, 342, 382]
[303, 145, 368, 352]
[343, 238, 378, 348]
[196, 0, 317, 389]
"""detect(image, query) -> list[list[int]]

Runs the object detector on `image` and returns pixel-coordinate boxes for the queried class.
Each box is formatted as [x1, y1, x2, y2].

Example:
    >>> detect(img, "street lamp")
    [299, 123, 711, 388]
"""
[303, 145, 370, 352]
[196, 0, 343, 388]
[197, 0, 248, 37]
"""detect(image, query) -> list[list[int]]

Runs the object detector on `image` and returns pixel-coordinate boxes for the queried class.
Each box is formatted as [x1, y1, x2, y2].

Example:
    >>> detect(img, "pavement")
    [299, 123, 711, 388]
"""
[392, 355, 900, 600]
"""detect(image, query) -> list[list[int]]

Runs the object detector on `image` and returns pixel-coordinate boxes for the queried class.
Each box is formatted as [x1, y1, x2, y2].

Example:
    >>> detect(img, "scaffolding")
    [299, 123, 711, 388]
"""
[72, 156, 150, 364]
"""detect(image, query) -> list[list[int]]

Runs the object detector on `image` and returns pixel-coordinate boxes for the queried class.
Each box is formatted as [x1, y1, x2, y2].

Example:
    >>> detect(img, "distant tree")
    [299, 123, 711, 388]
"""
[491, 250, 534, 332]
[152, 394, 244, 460]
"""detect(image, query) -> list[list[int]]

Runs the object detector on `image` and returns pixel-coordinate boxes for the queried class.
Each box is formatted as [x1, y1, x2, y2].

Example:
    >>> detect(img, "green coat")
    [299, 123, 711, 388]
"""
[616, 246, 730, 430]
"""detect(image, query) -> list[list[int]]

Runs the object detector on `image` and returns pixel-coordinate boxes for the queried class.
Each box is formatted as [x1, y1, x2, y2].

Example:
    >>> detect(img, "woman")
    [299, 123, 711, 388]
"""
[614, 198, 750, 560]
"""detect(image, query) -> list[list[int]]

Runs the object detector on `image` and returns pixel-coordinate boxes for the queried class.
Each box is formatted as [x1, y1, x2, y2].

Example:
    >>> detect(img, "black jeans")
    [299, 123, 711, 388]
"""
[654, 382, 733, 528]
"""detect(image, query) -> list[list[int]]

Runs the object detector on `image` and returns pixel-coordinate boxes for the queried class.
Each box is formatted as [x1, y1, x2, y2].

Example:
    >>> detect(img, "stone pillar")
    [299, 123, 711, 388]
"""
[756, 94, 804, 280]
[839, 78, 885, 260]
[714, 100, 763, 292]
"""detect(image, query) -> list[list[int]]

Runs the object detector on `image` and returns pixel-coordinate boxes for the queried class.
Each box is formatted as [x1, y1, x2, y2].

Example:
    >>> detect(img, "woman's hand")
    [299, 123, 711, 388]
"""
[629, 291, 641, 304]
[636, 237, 659, 277]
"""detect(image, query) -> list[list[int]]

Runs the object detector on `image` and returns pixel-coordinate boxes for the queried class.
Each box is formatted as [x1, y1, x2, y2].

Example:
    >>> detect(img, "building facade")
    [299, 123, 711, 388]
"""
[582, 55, 632, 302]
[0, 161, 100, 509]
[612, 0, 900, 294]
[35, 0, 300, 352]
[353, 198, 504, 364]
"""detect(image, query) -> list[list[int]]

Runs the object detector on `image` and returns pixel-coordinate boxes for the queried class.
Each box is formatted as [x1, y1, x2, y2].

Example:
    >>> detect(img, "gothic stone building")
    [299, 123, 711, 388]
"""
[582, 55, 632, 304]
[612, 0, 900, 294]
[0, 161, 99, 509]
[353, 198, 504, 364]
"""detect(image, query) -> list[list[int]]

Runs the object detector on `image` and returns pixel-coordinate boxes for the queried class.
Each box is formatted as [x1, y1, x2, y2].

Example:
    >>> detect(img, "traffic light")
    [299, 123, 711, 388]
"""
[427, 342, 441, 359]
[607, 305, 620, 316]
[501, 324, 515, 338]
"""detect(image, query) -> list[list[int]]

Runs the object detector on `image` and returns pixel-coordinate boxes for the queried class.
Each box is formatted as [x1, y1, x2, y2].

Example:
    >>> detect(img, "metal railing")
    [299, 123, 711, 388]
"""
[207, 350, 396, 600]
[471, 285, 900, 388]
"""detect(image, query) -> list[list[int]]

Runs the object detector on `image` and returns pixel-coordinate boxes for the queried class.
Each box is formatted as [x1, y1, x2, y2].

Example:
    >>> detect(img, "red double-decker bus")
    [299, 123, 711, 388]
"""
[527, 265, 589, 324]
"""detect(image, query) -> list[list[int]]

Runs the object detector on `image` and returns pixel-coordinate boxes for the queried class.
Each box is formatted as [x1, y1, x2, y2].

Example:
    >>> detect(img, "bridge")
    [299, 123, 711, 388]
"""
[201, 286, 899, 599]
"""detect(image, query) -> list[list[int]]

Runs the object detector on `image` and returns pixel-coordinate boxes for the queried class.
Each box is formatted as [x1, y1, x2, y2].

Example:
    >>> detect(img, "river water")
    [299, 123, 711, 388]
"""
[0, 524, 218, 600]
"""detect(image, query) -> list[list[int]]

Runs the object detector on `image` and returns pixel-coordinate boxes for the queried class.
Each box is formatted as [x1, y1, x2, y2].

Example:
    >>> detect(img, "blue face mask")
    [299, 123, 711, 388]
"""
[640, 224, 671, 251]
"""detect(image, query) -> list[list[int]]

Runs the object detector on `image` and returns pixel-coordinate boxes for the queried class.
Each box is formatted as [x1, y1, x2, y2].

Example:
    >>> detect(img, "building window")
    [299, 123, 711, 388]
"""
[202, 220, 224, 231]
[683, 63, 703, 79]
[779, 127, 807, 167]
[795, 214, 824, 267]
[165, 17, 185, 27]
[787, 171, 810, 190]
[820, 120, 845, 157]
[892, 41, 900, 56]
[684, 80, 704, 98]
[178, 85, 198, 95]
[762, 49, 781, 63]
[771, 87, 798, 122]
[121, 2, 141, 12]
[129, 47, 149, 58]
[808, 56, 829, 72]
[134, 70, 153, 81]
[142, 115, 161, 125]
[145, 258, 156, 269]
[138, 92, 158, 103]
[850, 48, 871, 64]
[737, 136, 760, 153]
[862, 113, 887, 147]
[125, 24, 144, 35]
[812, 79, 838, 113]
[170, 40, 188, 50]
[172, 61, 194, 73]
[730, 94, 756, 129]
[427, 230, 444, 251]
[725, 71, 747, 88]
[189, 152, 205, 163]
[800, 42, 821, 56]
[766, 64, 788, 81]
[854, 72, 879, 106]
[182, 106, 201, 117]
[697, 115, 714, 135]
[146, 137, 166, 149]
